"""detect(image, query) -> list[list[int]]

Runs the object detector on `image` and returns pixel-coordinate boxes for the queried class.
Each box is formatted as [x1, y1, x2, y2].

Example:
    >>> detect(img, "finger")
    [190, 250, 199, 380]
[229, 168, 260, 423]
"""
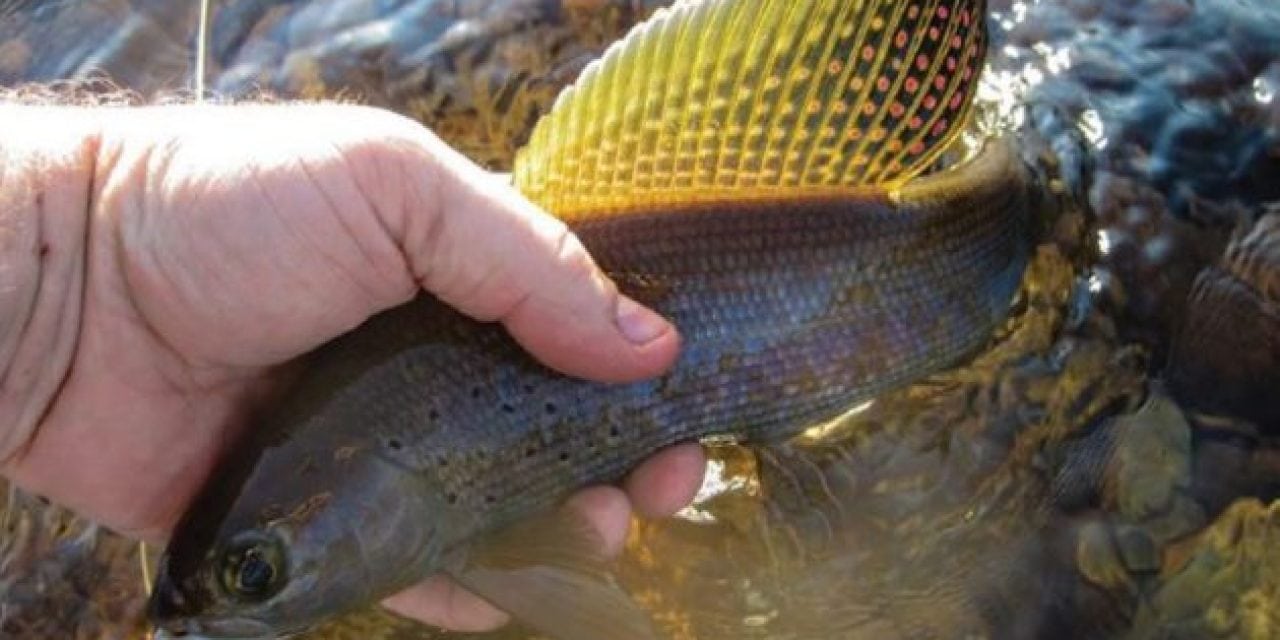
[623, 443, 707, 518]
[385, 123, 680, 383]
[564, 485, 634, 558]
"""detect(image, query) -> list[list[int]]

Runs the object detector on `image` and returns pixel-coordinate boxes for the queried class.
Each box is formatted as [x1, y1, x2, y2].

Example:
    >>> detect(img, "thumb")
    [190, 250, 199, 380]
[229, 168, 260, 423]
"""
[397, 127, 680, 384]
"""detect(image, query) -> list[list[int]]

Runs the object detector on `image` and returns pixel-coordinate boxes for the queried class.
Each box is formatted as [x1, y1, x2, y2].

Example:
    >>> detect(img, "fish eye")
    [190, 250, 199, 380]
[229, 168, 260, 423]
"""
[219, 532, 286, 603]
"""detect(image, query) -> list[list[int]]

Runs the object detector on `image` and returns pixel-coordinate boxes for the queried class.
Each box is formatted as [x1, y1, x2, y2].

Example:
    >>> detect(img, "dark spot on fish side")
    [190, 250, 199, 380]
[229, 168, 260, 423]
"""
[38, 243, 49, 258]
[717, 353, 740, 370]
[609, 426, 620, 438]
[545, 402, 557, 414]
[385, 438, 403, 451]
[525, 446, 537, 457]
[558, 451, 570, 462]
[485, 495, 496, 504]
[501, 403, 515, 413]
[298, 455, 318, 475]
[470, 386, 482, 399]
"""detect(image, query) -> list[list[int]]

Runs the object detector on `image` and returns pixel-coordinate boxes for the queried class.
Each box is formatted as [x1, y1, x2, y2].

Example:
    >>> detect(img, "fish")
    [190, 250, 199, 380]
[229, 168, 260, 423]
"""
[1167, 210, 1280, 424]
[148, 0, 1034, 638]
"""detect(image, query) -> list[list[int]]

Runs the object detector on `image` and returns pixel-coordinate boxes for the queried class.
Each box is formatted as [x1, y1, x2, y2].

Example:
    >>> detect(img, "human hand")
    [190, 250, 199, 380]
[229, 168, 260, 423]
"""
[0, 103, 705, 631]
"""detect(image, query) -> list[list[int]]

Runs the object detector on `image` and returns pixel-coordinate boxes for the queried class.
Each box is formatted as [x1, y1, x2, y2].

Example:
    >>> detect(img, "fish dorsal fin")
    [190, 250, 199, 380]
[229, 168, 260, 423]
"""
[514, 0, 989, 219]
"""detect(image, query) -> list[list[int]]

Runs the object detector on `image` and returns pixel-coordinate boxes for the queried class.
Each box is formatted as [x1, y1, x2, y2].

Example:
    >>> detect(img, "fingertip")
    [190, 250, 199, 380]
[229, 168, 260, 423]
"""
[604, 312, 682, 382]
[624, 443, 707, 518]
[564, 485, 633, 558]
[614, 299, 682, 377]
[506, 303, 680, 384]
[614, 294, 671, 347]
[609, 293, 682, 380]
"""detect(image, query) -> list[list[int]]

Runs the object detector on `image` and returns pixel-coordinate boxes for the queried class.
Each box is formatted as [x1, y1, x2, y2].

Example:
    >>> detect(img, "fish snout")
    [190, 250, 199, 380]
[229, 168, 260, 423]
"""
[147, 573, 220, 637]
[148, 572, 196, 625]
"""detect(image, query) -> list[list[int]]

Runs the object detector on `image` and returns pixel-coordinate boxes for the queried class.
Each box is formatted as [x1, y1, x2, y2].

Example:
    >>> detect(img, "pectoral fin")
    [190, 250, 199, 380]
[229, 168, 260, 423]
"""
[451, 509, 656, 640]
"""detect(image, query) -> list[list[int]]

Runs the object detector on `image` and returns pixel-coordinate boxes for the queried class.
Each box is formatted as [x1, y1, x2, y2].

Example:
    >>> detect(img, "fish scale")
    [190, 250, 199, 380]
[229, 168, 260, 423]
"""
[309, 142, 1032, 538]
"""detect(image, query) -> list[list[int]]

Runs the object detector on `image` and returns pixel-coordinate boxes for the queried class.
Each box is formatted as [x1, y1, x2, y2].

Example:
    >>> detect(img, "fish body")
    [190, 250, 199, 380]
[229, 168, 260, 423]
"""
[149, 0, 1037, 638]
[353, 140, 1031, 536]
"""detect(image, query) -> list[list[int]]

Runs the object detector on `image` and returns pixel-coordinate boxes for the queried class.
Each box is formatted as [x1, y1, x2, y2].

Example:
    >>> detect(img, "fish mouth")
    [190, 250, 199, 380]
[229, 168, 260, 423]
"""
[148, 576, 285, 639]
[149, 617, 283, 640]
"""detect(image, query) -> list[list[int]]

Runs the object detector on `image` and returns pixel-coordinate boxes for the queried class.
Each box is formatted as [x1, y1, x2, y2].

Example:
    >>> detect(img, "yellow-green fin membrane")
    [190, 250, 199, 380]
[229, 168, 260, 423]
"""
[513, 0, 989, 219]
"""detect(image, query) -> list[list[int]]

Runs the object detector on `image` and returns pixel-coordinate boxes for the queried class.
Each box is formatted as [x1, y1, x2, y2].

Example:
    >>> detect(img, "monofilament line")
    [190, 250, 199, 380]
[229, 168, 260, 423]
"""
[194, 0, 211, 103]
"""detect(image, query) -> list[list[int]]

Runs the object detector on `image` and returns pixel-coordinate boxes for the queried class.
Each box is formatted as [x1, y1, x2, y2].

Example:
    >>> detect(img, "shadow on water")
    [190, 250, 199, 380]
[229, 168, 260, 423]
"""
[2, 0, 1279, 638]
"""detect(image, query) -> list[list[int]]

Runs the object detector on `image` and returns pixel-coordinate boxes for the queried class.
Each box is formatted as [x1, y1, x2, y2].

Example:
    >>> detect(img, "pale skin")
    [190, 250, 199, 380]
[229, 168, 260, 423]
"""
[0, 103, 705, 631]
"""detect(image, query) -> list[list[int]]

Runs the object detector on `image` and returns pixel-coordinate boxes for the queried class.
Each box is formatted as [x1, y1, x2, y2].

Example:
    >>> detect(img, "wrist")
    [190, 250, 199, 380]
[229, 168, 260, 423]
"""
[0, 106, 101, 465]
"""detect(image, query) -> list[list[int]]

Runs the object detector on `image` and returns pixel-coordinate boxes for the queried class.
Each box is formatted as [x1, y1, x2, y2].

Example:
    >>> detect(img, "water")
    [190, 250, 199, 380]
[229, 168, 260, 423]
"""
[1, 0, 1278, 638]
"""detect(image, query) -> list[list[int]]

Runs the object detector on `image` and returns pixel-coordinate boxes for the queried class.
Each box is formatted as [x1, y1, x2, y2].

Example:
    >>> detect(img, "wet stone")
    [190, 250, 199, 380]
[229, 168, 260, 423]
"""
[1138, 495, 1208, 549]
[1129, 499, 1280, 640]
[1111, 392, 1193, 521]
[1113, 525, 1160, 575]
[1075, 519, 1134, 593]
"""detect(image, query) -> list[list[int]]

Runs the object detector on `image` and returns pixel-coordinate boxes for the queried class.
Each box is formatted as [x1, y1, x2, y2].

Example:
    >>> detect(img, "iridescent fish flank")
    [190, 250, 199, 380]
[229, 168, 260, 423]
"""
[149, 1, 1033, 639]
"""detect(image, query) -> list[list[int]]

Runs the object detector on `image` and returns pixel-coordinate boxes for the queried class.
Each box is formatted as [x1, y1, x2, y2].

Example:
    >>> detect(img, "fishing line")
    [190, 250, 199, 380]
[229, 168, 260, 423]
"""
[139, 540, 157, 640]
[195, 0, 211, 103]
[139, 541, 154, 595]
